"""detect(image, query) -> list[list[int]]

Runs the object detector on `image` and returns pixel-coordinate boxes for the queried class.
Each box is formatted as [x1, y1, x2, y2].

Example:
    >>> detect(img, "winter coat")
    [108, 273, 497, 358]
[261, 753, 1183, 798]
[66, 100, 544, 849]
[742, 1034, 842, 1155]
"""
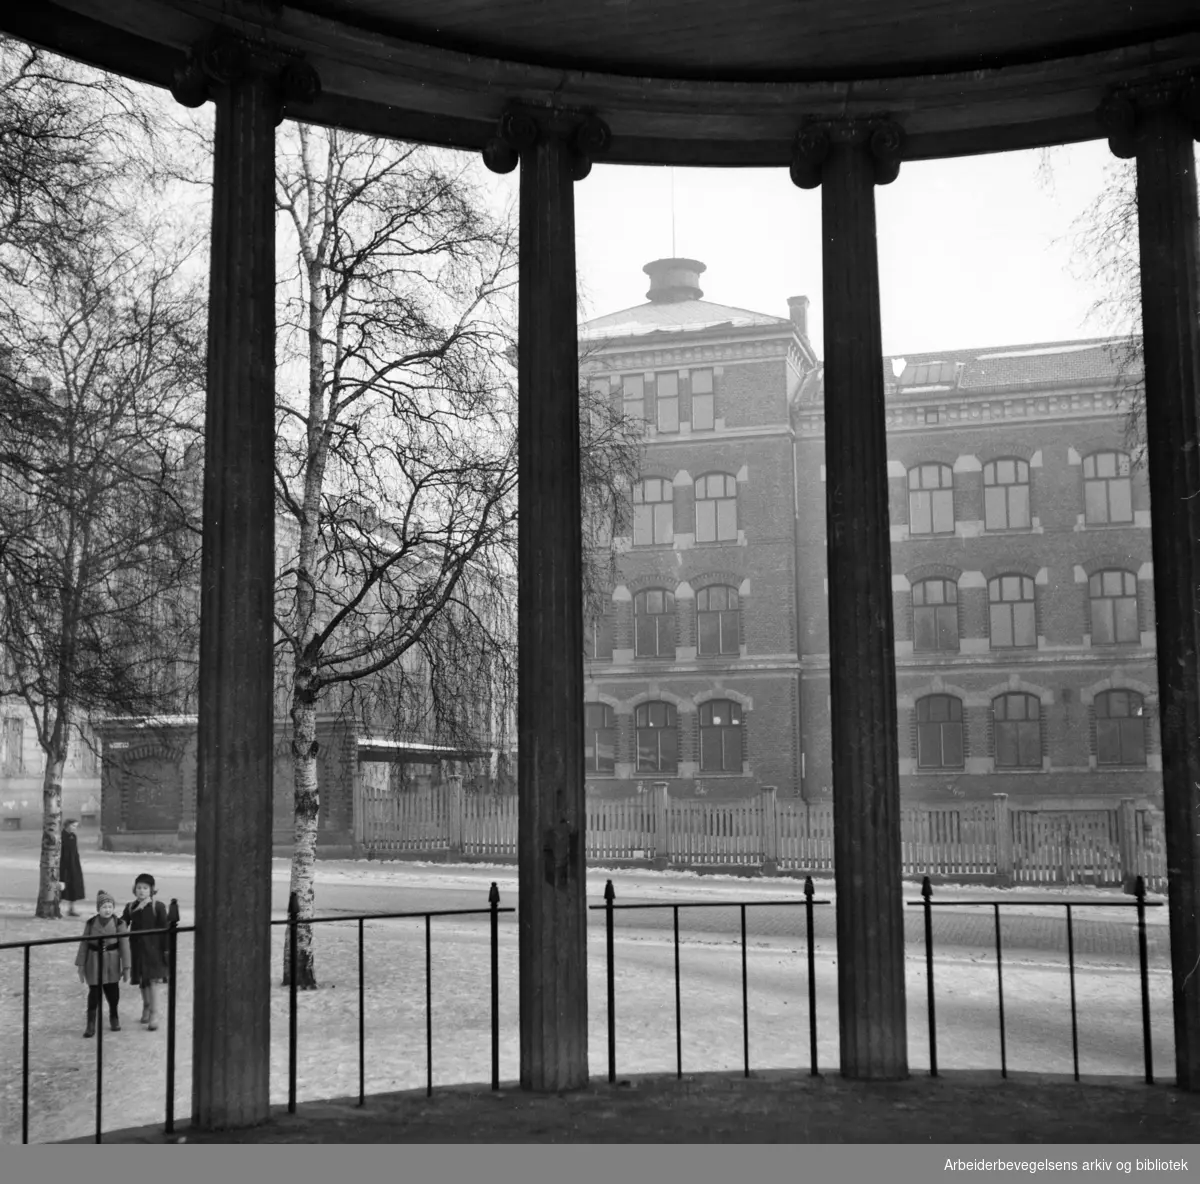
[60, 830, 85, 901]
[121, 899, 170, 983]
[75, 915, 130, 986]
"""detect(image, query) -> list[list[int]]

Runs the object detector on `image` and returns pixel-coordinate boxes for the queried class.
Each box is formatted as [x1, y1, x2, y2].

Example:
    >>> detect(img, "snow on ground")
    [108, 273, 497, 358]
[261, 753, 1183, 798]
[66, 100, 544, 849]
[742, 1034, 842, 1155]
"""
[0, 837, 1177, 1144]
[0, 906, 1175, 1144]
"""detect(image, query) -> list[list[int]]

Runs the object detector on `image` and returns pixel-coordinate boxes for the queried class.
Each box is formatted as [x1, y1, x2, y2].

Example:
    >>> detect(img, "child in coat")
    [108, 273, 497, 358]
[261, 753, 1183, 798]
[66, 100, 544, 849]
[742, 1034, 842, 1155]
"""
[121, 873, 170, 1031]
[75, 890, 130, 1037]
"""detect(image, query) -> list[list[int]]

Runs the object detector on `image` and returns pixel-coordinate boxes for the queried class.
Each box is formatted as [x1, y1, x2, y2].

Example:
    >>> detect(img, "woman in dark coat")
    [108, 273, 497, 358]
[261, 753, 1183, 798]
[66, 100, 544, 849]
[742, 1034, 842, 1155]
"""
[59, 819, 85, 917]
[121, 872, 170, 1030]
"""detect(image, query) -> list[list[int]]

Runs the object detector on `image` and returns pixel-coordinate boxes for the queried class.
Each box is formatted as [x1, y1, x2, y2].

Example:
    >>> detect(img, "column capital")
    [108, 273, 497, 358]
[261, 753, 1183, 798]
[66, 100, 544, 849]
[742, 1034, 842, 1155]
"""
[1097, 72, 1200, 159]
[790, 118, 904, 190]
[170, 32, 321, 126]
[482, 106, 611, 180]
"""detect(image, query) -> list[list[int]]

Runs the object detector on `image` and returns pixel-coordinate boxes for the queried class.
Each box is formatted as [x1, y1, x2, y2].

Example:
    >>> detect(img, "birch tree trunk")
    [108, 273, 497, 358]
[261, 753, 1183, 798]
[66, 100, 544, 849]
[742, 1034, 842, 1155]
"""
[34, 711, 69, 919]
[284, 692, 320, 987]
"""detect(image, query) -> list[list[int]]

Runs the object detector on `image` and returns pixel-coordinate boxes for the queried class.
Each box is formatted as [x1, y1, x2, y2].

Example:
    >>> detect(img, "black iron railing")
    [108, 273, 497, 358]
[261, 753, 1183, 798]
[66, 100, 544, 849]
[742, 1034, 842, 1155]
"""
[0, 885, 513, 1144]
[909, 875, 1162, 1083]
[590, 876, 831, 1082]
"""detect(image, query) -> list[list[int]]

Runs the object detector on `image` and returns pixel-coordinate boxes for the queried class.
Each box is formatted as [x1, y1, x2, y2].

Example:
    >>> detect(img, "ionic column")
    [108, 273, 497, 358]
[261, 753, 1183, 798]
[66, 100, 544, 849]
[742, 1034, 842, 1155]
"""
[484, 109, 609, 1091]
[171, 37, 319, 1128]
[792, 119, 908, 1080]
[1100, 77, 1200, 1091]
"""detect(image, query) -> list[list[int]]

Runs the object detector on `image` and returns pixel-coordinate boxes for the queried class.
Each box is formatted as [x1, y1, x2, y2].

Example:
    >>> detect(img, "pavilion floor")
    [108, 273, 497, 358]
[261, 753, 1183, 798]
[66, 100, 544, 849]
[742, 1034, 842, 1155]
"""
[70, 1068, 1200, 1144]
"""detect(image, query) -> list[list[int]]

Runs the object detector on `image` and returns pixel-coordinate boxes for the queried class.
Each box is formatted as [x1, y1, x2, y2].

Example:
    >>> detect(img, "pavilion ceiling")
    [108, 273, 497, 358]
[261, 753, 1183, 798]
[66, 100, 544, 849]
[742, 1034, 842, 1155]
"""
[7, 1, 1200, 163]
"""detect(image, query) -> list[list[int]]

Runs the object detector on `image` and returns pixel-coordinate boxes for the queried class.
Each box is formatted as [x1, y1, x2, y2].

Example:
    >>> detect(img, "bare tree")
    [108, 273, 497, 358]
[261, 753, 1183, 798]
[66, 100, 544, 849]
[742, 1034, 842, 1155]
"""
[274, 125, 519, 985]
[1063, 158, 1148, 463]
[0, 37, 154, 279]
[0, 214, 205, 918]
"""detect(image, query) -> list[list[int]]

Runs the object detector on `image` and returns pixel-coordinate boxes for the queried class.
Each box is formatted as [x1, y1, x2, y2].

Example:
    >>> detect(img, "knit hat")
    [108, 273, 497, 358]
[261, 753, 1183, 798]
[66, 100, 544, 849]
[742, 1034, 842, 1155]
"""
[134, 873, 156, 892]
[96, 890, 115, 909]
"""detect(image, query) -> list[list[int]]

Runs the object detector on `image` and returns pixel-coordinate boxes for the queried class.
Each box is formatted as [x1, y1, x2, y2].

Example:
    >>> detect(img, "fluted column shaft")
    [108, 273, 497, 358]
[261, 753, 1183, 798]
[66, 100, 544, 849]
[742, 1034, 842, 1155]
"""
[1130, 96, 1200, 1091]
[514, 119, 590, 1092]
[192, 70, 277, 1129]
[797, 122, 908, 1079]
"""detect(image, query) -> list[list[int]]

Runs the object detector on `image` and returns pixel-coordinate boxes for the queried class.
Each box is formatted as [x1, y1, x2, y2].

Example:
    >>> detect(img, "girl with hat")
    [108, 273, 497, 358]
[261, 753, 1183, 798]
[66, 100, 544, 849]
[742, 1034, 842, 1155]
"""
[74, 890, 130, 1037]
[121, 873, 170, 1030]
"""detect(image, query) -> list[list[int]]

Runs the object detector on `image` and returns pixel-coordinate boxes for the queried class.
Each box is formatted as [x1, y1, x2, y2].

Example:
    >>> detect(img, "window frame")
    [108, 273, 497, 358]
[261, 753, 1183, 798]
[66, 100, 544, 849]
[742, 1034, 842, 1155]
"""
[1082, 450, 1133, 525]
[992, 692, 1042, 769]
[635, 700, 678, 774]
[621, 373, 646, 426]
[696, 585, 741, 657]
[1095, 690, 1147, 766]
[911, 577, 959, 653]
[916, 694, 964, 770]
[699, 699, 744, 773]
[584, 613, 614, 661]
[633, 588, 677, 659]
[656, 371, 679, 434]
[694, 473, 738, 544]
[907, 463, 955, 536]
[632, 478, 674, 546]
[584, 703, 617, 775]
[982, 457, 1031, 531]
[988, 574, 1037, 649]
[1089, 569, 1139, 645]
[691, 368, 715, 431]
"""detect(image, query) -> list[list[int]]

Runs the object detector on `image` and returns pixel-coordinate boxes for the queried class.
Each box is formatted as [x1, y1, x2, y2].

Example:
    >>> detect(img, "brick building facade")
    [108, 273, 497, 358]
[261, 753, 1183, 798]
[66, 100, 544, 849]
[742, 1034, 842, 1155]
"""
[583, 258, 1160, 813]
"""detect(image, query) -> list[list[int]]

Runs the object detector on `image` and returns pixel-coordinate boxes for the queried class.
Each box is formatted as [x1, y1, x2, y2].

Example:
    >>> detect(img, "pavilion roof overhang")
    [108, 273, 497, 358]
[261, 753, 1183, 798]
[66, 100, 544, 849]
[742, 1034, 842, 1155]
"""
[8, 1, 1200, 165]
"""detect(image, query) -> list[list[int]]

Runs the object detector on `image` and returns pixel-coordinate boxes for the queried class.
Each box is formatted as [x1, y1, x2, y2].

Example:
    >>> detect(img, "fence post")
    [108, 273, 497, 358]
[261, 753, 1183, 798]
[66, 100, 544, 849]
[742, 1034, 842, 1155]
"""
[760, 786, 778, 875]
[652, 781, 670, 870]
[992, 793, 1013, 887]
[447, 775, 464, 857]
[1117, 798, 1139, 894]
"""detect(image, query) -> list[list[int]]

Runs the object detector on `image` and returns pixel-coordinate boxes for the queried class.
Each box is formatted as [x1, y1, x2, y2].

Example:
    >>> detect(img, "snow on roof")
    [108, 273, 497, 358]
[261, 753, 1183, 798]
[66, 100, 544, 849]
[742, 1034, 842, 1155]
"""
[581, 299, 790, 341]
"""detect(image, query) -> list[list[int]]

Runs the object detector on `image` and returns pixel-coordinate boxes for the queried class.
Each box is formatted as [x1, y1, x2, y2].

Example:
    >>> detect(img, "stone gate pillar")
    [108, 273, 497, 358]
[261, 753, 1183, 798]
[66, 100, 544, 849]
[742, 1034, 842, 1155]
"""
[171, 36, 318, 1128]
[1100, 77, 1200, 1091]
[484, 108, 609, 1091]
[792, 118, 908, 1080]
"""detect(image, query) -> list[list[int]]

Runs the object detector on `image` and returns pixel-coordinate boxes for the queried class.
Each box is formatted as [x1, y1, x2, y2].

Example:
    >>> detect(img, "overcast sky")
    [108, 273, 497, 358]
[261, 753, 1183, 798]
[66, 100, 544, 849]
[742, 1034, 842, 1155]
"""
[557, 140, 1135, 358]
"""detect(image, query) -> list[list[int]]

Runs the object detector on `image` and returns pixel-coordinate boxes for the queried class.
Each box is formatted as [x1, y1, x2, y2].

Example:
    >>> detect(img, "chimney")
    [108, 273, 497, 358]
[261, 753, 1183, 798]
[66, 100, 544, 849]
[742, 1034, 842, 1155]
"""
[643, 258, 705, 303]
[787, 295, 810, 337]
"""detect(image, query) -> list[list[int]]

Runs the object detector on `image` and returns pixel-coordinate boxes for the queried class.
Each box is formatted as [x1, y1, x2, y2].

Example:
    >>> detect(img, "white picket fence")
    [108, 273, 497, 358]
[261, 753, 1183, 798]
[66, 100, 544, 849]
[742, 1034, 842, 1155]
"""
[359, 781, 1167, 890]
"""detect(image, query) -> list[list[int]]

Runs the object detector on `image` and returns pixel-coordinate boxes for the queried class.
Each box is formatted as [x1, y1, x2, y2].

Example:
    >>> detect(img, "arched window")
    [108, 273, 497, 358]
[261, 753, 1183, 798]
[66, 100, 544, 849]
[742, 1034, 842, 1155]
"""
[1095, 690, 1146, 766]
[988, 574, 1036, 648]
[694, 473, 738, 543]
[1089, 570, 1139, 644]
[584, 704, 616, 774]
[1083, 451, 1132, 524]
[993, 693, 1041, 768]
[635, 701, 678, 773]
[699, 700, 743, 772]
[983, 458, 1031, 531]
[907, 463, 954, 535]
[696, 585, 740, 656]
[633, 589, 676, 659]
[916, 695, 963, 769]
[911, 578, 958, 652]
[632, 478, 673, 546]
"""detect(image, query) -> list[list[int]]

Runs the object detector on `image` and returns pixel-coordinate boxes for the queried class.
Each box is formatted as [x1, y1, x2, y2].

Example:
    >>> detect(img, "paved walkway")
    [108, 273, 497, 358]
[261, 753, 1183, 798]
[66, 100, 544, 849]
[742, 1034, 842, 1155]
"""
[79, 1070, 1200, 1144]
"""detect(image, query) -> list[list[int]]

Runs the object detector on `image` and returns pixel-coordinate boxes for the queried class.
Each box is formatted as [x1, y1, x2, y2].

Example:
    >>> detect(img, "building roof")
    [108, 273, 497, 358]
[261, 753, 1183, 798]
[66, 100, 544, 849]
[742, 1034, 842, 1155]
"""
[581, 298, 792, 342]
[792, 337, 1143, 403]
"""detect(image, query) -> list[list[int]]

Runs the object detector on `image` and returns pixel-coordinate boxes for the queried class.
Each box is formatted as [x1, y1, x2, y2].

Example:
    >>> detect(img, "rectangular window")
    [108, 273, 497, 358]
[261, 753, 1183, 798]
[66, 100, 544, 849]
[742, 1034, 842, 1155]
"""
[633, 504, 653, 546]
[691, 369, 714, 430]
[656, 372, 679, 433]
[622, 374, 645, 425]
[2, 717, 23, 776]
